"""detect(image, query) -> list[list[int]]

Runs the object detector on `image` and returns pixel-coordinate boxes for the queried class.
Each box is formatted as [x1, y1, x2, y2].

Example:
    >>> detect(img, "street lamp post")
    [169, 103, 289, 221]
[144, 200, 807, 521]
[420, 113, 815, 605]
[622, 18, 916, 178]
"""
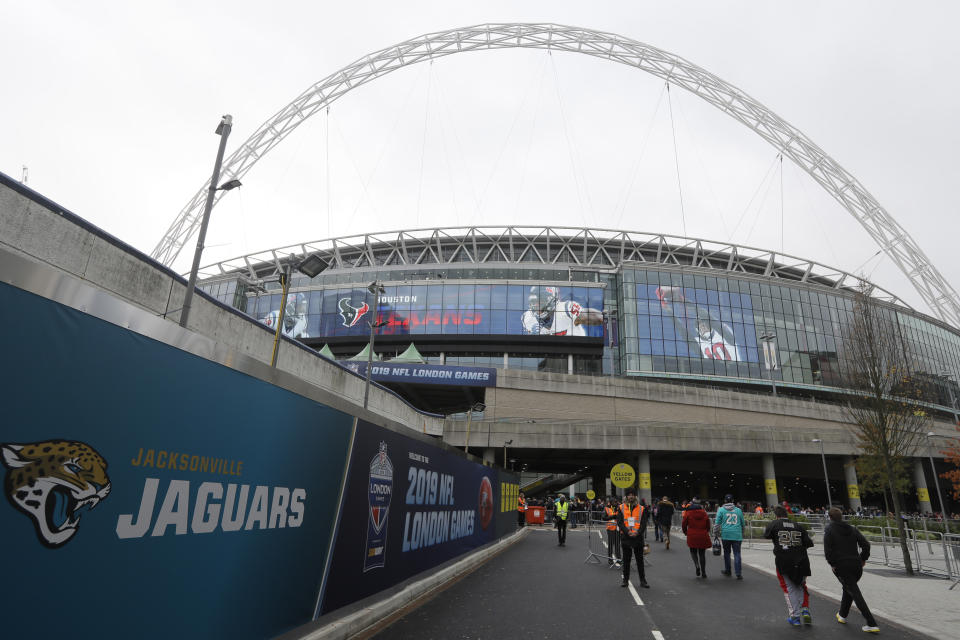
[503, 439, 513, 468]
[180, 115, 241, 328]
[269, 262, 293, 367]
[760, 331, 777, 397]
[268, 254, 328, 368]
[926, 432, 949, 517]
[463, 402, 486, 455]
[812, 438, 832, 508]
[362, 281, 385, 410]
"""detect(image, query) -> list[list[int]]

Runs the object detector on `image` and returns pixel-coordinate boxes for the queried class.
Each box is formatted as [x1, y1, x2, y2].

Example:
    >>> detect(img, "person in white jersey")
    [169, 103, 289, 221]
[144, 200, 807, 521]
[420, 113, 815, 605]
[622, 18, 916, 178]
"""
[521, 286, 602, 336]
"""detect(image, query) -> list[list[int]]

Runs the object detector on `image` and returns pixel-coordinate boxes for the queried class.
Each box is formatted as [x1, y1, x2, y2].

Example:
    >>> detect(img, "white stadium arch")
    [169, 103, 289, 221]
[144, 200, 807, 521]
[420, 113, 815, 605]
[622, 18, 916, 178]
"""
[152, 23, 960, 328]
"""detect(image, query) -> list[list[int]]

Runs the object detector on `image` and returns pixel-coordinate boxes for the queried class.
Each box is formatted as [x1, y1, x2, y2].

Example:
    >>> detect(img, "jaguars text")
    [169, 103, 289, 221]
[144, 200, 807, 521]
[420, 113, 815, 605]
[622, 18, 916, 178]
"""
[116, 478, 305, 538]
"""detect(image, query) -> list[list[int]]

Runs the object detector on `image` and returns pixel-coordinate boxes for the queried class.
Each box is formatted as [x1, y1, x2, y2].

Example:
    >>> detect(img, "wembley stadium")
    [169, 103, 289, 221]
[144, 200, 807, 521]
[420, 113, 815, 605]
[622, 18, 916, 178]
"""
[153, 24, 960, 512]
[189, 226, 960, 512]
[196, 225, 958, 395]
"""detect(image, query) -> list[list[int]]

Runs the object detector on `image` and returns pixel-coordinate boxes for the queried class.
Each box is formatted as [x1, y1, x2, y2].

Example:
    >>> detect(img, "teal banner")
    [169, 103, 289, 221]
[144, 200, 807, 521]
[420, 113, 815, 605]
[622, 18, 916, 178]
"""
[0, 283, 354, 639]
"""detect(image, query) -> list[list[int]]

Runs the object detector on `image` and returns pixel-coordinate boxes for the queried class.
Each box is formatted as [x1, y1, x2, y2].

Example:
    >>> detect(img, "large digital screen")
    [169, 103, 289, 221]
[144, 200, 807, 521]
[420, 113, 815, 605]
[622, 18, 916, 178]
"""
[253, 283, 604, 340]
[636, 284, 760, 363]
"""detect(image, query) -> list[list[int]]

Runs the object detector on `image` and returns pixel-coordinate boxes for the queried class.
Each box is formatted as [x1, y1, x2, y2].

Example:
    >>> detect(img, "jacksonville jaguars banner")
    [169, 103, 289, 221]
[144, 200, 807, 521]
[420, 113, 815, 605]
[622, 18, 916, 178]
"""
[0, 282, 354, 640]
[317, 419, 519, 615]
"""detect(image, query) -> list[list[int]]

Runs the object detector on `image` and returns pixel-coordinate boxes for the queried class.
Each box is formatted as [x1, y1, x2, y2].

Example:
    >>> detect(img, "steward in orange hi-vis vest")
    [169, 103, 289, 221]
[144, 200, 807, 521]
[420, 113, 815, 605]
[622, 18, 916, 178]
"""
[605, 505, 618, 531]
[617, 491, 649, 588]
[517, 492, 527, 528]
[604, 500, 621, 566]
[620, 502, 645, 534]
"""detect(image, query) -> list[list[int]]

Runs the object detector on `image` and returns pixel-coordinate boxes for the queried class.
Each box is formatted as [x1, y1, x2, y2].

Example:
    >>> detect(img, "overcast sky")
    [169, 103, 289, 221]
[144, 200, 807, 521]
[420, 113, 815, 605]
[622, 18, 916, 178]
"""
[4, 1, 959, 320]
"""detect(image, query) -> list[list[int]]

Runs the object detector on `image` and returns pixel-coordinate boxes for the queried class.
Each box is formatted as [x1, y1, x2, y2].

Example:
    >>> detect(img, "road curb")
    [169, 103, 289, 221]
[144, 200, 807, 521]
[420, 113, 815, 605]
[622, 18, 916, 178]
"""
[297, 528, 529, 640]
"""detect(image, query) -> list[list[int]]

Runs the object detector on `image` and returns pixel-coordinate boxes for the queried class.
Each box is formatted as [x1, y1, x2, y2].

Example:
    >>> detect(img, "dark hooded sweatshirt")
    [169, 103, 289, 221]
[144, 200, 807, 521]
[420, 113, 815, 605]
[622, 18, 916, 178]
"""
[763, 517, 814, 584]
[823, 519, 870, 566]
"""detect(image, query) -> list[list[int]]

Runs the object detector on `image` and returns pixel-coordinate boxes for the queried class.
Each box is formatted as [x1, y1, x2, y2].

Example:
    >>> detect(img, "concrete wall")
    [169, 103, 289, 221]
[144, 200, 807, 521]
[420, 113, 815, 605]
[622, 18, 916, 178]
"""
[0, 176, 443, 436]
[444, 369, 958, 456]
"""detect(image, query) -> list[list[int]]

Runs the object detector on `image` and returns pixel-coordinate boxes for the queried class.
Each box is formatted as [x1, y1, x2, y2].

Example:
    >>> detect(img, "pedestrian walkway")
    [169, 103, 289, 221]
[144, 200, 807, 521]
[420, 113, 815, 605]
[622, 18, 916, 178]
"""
[732, 535, 959, 639]
[368, 525, 941, 639]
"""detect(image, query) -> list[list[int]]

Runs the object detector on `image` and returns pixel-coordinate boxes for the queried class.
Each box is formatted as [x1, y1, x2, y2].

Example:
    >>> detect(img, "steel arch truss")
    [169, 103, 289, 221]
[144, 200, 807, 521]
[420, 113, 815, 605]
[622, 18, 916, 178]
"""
[153, 23, 960, 327]
[197, 225, 907, 307]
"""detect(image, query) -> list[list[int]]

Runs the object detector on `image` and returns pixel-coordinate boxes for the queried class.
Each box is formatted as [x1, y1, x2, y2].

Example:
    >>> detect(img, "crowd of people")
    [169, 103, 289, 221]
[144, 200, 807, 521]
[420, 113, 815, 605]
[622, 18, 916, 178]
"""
[519, 491, 882, 633]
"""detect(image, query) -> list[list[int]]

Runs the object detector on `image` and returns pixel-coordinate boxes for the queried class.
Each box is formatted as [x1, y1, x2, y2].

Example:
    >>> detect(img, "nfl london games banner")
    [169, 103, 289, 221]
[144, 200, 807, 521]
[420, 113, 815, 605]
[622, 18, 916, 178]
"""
[0, 282, 354, 640]
[317, 419, 519, 615]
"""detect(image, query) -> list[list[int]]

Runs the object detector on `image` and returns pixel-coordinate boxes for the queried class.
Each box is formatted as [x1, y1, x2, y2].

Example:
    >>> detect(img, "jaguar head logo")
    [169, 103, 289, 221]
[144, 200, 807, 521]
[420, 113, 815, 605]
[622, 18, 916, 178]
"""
[2, 440, 111, 548]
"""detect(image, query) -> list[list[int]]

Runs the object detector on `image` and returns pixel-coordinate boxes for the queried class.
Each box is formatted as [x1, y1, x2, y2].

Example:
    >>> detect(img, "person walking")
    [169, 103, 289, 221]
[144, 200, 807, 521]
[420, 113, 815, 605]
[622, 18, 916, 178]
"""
[652, 502, 663, 542]
[716, 494, 746, 579]
[823, 507, 880, 633]
[604, 497, 621, 566]
[657, 496, 675, 549]
[517, 491, 527, 528]
[618, 490, 650, 588]
[764, 505, 814, 627]
[681, 498, 712, 578]
[555, 494, 569, 546]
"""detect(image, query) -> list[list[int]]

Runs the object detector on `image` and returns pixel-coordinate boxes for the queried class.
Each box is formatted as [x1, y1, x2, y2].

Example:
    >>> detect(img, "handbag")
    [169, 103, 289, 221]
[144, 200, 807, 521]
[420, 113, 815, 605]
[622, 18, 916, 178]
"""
[712, 537, 722, 556]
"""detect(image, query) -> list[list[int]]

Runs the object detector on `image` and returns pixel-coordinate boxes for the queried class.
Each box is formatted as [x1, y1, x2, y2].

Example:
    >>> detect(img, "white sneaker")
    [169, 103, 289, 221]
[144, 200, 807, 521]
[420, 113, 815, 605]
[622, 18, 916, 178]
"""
[862, 625, 880, 633]
[836, 613, 846, 624]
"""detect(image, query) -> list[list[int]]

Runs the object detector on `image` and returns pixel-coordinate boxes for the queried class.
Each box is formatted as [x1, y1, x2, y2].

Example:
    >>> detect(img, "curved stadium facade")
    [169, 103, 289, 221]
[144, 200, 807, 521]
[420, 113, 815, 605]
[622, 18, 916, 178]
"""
[197, 227, 960, 511]
[198, 226, 960, 404]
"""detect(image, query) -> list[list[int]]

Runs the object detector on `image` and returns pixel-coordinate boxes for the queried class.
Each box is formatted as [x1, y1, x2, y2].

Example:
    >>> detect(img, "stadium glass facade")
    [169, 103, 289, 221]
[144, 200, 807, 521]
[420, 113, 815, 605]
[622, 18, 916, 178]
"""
[198, 229, 960, 410]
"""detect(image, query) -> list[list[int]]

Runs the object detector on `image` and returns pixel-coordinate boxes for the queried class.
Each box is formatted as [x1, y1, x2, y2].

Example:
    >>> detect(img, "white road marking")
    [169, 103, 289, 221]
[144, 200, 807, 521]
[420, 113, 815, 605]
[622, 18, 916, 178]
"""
[627, 580, 644, 605]
[651, 631, 665, 640]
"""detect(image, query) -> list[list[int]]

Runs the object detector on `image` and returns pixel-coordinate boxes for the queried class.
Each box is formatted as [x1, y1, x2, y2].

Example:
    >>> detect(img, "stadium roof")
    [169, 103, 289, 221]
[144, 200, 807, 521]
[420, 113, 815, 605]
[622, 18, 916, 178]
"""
[197, 226, 907, 307]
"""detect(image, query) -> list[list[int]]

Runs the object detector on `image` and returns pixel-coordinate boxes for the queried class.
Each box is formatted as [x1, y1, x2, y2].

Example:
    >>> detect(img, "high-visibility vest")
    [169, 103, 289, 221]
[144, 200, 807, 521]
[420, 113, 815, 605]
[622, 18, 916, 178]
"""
[621, 503, 644, 534]
[556, 501, 569, 520]
[518, 496, 526, 512]
[605, 506, 617, 531]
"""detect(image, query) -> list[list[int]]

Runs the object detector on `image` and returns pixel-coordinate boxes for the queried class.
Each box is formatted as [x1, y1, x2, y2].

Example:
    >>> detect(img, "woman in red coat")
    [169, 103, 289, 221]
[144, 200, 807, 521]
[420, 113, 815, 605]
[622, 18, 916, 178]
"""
[682, 499, 713, 578]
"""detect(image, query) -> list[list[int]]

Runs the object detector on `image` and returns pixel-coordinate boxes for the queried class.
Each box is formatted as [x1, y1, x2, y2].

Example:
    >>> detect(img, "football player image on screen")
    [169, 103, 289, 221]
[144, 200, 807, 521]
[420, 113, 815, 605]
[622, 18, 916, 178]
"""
[521, 286, 602, 336]
[655, 286, 742, 361]
[261, 293, 309, 338]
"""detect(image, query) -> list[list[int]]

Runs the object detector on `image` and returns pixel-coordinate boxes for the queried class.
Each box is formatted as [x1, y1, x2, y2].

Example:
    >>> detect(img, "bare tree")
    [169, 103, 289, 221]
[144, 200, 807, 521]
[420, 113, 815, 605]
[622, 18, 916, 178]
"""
[841, 285, 929, 575]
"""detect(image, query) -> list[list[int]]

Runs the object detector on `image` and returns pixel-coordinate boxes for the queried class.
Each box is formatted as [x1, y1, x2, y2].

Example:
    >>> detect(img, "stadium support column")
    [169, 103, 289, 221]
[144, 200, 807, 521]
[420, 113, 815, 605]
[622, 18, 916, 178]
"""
[844, 457, 862, 511]
[913, 459, 933, 515]
[762, 454, 778, 508]
[637, 452, 652, 506]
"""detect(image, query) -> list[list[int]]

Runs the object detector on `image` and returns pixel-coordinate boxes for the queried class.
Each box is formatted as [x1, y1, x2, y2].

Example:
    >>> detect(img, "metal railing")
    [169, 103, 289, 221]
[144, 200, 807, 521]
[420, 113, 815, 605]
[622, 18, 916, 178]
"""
[738, 513, 960, 585]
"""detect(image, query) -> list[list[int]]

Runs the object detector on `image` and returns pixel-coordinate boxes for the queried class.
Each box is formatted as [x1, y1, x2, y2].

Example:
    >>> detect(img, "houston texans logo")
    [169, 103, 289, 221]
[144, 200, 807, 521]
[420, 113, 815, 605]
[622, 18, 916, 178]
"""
[338, 298, 369, 327]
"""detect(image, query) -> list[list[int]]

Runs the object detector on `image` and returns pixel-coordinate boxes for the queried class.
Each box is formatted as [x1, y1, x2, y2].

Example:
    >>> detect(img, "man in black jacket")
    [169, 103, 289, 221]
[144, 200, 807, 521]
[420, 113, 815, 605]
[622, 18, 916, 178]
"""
[823, 507, 880, 633]
[656, 496, 675, 549]
[617, 490, 650, 588]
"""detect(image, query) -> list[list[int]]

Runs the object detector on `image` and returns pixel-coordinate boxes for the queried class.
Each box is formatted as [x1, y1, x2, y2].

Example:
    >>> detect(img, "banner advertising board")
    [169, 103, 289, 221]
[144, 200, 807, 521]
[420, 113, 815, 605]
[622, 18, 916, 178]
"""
[318, 419, 518, 615]
[251, 283, 605, 340]
[339, 361, 497, 387]
[637, 284, 760, 363]
[0, 283, 354, 639]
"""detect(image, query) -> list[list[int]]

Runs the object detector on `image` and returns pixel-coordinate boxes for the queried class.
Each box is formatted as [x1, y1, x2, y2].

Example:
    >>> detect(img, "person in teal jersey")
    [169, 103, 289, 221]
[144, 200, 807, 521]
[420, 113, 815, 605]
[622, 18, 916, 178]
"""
[715, 494, 746, 579]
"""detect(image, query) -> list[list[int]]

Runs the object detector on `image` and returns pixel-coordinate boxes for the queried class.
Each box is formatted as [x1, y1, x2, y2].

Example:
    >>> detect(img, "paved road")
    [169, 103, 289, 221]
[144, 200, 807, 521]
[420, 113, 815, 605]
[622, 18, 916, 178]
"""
[371, 526, 933, 640]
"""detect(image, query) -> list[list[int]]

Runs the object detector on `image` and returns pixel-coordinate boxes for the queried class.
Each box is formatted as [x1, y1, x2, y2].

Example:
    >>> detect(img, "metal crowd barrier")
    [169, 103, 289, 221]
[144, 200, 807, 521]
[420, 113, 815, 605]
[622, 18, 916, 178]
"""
[739, 513, 960, 585]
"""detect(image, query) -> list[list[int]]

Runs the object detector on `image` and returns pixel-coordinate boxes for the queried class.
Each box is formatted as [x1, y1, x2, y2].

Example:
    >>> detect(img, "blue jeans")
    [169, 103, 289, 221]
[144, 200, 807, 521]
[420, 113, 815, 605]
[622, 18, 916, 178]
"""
[722, 539, 742, 576]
